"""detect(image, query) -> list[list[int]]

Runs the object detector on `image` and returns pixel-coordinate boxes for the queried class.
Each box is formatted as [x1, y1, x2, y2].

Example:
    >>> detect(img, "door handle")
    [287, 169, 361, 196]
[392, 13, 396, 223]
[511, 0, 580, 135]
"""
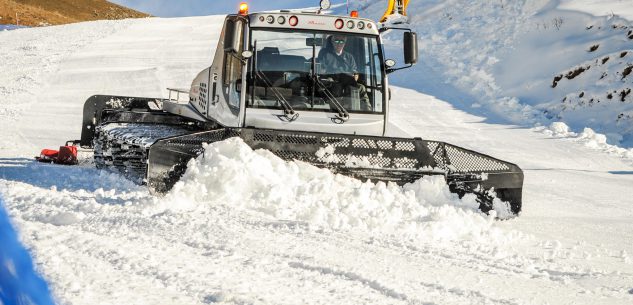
[211, 73, 219, 105]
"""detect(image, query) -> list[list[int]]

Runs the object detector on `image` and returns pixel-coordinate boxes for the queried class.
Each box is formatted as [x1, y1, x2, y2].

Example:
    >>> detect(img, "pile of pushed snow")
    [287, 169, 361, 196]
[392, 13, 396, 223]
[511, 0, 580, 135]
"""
[162, 138, 515, 242]
[537, 122, 633, 161]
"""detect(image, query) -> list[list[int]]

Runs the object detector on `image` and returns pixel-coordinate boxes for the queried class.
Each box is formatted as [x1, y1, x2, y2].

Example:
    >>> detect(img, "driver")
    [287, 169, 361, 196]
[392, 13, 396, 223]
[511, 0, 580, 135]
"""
[317, 35, 358, 74]
[317, 35, 372, 111]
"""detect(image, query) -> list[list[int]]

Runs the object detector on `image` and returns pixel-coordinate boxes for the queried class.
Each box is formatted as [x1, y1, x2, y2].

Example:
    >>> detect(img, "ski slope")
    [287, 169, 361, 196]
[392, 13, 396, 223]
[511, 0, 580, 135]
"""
[1, 7, 633, 305]
[352, 0, 633, 147]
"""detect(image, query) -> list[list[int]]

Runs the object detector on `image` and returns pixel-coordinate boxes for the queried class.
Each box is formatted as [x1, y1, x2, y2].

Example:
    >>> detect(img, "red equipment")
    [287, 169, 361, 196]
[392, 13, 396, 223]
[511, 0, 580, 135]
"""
[36, 141, 79, 165]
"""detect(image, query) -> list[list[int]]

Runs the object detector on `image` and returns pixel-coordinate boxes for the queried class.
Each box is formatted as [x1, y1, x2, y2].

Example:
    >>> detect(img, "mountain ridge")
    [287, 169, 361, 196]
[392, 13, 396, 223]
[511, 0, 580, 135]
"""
[0, 0, 149, 27]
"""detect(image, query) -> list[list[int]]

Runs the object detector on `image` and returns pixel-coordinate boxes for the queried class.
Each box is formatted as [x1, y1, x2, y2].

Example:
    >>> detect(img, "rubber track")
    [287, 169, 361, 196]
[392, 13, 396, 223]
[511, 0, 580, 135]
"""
[93, 123, 193, 183]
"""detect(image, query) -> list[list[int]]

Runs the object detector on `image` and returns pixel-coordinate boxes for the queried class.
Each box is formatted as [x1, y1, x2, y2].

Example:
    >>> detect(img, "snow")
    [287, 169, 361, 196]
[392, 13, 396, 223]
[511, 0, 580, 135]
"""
[560, 0, 633, 21]
[536, 122, 633, 161]
[1, 2, 633, 305]
[167, 137, 511, 233]
[354, 0, 633, 147]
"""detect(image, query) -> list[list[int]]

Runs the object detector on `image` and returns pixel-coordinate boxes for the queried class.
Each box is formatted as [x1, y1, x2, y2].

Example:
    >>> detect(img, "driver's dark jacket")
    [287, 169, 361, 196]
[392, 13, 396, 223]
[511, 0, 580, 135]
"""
[317, 49, 358, 74]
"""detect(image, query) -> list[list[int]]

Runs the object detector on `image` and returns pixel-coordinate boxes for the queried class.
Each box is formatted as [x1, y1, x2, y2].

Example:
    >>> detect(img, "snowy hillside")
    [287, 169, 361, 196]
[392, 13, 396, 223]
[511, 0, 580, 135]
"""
[1, 2, 633, 305]
[353, 0, 633, 147]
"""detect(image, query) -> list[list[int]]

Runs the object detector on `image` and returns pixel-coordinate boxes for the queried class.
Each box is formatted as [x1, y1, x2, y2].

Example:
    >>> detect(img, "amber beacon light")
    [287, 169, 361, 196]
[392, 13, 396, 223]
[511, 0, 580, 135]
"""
[239, 2, 249, 15]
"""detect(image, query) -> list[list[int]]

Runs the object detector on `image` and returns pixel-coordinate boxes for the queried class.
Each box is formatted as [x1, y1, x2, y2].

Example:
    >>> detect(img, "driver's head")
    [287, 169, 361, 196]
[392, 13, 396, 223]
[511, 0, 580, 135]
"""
[331, 35, 347, 54]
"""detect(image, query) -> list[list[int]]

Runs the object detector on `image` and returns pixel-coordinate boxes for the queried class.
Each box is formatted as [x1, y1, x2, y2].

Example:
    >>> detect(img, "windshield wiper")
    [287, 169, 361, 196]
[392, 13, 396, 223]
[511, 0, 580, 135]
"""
[313, 76, 349, 123]
[255, 70, 298, 122]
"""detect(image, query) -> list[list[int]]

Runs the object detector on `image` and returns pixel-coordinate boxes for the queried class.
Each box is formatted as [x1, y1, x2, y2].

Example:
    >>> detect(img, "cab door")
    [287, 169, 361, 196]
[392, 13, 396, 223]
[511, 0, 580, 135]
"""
[206, 16, 245, 127]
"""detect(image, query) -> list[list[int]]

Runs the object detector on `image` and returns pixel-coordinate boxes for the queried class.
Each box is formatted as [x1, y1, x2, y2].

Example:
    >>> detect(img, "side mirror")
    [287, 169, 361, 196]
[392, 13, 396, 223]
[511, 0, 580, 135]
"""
[404, 31, 418, 65]
[223, 20, 240, 53]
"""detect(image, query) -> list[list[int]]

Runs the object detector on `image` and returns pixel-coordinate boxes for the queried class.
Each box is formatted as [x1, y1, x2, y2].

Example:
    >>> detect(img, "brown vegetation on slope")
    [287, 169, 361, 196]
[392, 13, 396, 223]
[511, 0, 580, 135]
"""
[0, 0, 149, 27]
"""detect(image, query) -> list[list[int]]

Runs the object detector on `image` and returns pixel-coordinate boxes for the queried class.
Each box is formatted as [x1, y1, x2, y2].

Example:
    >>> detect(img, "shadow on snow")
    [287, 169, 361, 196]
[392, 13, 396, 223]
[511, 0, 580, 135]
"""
[0, 158, 142, 193]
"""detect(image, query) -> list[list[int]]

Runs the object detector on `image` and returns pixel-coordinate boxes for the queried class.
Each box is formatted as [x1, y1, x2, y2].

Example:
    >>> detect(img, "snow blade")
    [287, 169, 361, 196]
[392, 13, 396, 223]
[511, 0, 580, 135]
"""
[148, 128, 523, 214]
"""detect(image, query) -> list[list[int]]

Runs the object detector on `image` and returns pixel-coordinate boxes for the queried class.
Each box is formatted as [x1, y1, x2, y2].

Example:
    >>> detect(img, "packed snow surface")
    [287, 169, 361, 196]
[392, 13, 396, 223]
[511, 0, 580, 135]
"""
[1, 4, 633, 305]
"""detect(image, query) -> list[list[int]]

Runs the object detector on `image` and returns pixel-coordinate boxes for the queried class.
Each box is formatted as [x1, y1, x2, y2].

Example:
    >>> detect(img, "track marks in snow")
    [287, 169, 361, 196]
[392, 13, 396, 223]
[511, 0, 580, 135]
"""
[3, 165, 633, 304]
[288, 259, 521, 305]
[2, 13, 633, 305]
[0, 20, 136, 155]
[288, 261, 410, 302]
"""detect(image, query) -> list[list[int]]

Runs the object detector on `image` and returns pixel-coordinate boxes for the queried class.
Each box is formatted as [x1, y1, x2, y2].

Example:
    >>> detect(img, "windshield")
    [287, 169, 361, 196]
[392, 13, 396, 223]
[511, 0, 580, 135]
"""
[247, 29, 384, 114]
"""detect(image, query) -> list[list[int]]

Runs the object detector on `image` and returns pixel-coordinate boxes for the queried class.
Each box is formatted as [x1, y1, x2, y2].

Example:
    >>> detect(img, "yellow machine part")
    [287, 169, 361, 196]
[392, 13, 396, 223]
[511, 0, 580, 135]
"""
[380, 0, 410, 23]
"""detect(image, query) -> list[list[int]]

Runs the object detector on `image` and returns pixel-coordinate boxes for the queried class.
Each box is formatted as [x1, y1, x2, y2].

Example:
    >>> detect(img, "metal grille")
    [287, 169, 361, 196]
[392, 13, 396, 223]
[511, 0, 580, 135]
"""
[276, 151, 316, 162]
[137, 127, 514, 178]
[277, 133, 319, 145]
[351, 138, 378, 149]
[395, 141, 416, 151]
[244, 129, 513, 174]
[146, 127, 522, 213]
[254, 133, 274, 142]
[377, 140, 394, 150]
[321, 137, 350, 147]
[427, 141, 510, 173]
[392, 157, 418, 168]
[367, 155, 391, 167]
[246, 129, 423, 170]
